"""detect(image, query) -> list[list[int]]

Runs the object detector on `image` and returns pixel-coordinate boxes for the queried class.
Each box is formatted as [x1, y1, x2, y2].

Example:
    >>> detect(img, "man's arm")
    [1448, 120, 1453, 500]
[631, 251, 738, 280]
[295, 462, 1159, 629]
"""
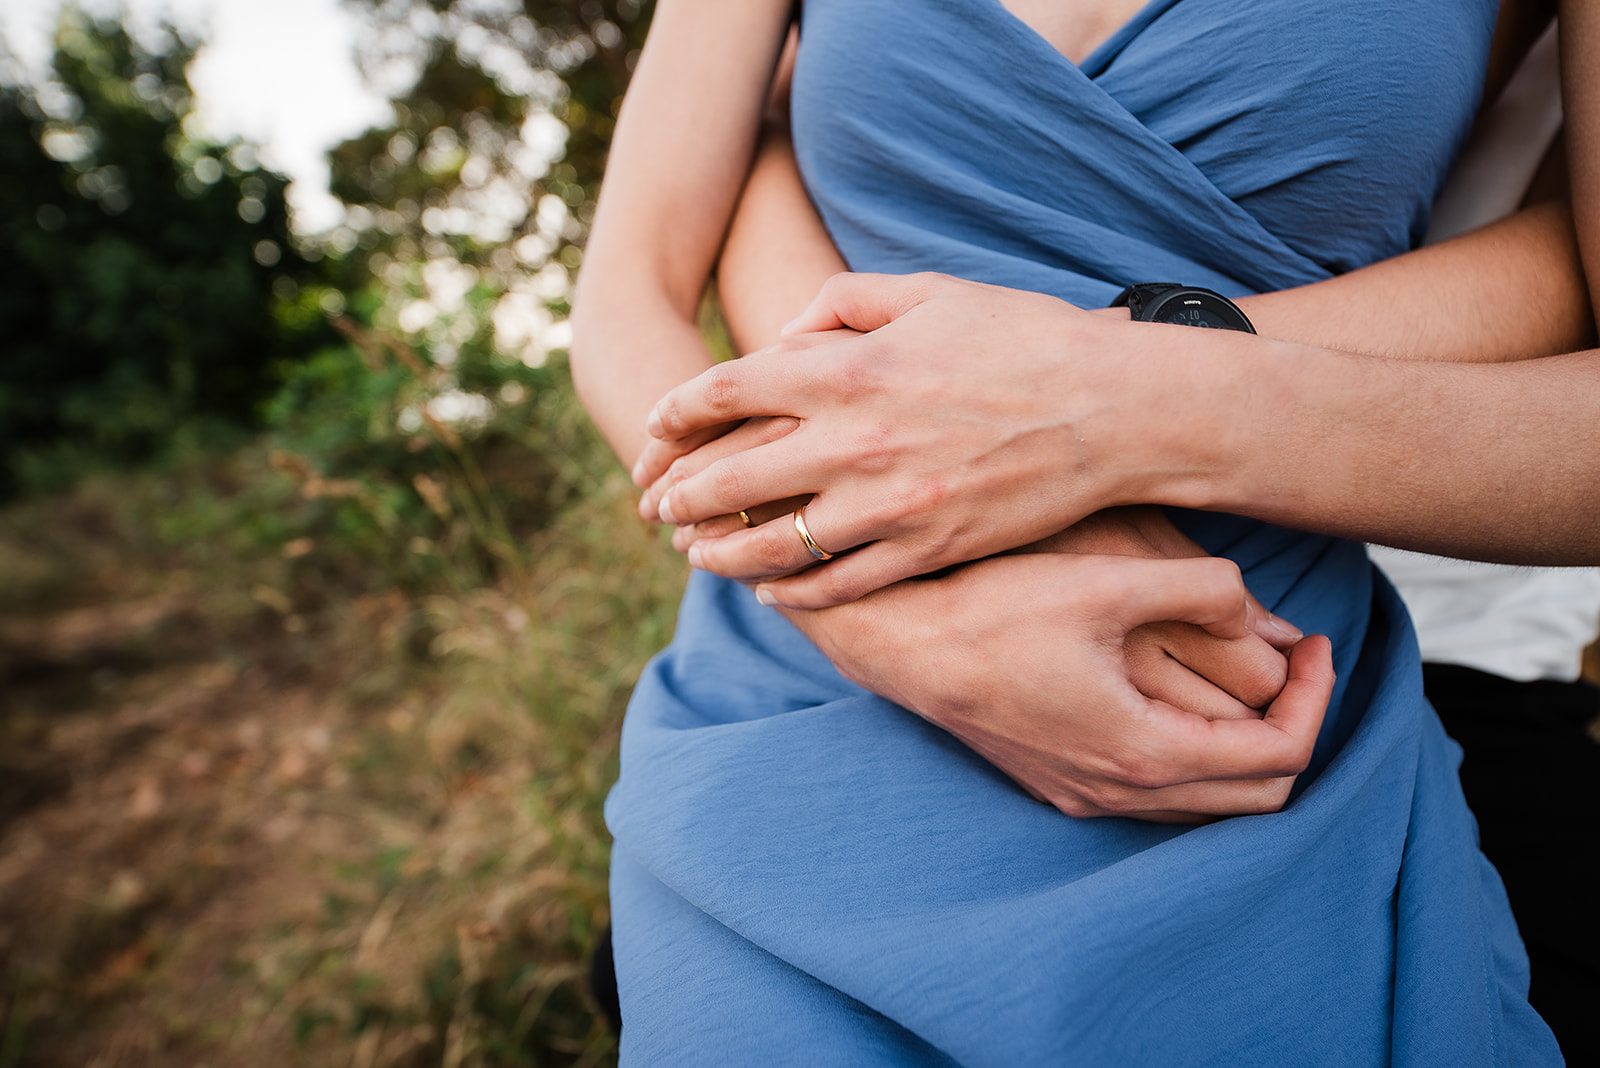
[650, 90, 1600, 604]
[1239, 199, 1592, 361]
[1563, 0, 1600, 310]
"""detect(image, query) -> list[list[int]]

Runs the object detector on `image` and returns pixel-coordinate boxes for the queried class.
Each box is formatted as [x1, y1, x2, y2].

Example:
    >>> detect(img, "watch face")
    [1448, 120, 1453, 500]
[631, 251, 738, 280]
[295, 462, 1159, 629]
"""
[1150, 294, 1253, 332]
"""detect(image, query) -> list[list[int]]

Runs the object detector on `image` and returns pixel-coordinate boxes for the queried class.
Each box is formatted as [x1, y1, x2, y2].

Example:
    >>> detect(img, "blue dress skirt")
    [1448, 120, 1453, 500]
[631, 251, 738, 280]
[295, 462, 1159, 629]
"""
[604, 1, 1564, 1063]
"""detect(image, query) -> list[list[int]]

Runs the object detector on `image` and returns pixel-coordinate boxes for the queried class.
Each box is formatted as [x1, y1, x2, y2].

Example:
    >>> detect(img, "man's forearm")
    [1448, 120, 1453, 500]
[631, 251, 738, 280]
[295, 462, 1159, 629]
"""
[1238, 200, 1593, 362]
[1562, 0, 1600, 313]
[1171, 331, 1600, 563]
[717, 126, 849, 354]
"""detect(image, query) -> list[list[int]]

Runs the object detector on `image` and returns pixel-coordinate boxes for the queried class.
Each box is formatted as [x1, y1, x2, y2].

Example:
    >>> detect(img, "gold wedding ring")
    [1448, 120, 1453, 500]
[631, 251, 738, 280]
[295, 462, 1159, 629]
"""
[737, 509, 755, 529]
[792, 505, 835, 562]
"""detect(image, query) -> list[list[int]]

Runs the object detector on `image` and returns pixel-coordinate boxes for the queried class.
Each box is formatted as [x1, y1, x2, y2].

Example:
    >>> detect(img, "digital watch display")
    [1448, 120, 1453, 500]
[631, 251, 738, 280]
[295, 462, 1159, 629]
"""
[1109, 283, 1256, 333]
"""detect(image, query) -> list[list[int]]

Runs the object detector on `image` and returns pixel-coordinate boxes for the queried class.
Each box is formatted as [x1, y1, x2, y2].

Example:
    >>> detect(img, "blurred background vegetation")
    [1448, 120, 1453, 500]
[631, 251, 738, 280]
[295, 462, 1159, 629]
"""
[0, 2, 685, 1065]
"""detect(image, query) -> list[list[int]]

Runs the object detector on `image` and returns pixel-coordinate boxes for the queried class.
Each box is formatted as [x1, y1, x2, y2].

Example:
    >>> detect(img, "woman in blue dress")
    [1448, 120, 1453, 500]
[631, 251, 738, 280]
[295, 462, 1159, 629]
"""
[571, 0, 1589, 1062]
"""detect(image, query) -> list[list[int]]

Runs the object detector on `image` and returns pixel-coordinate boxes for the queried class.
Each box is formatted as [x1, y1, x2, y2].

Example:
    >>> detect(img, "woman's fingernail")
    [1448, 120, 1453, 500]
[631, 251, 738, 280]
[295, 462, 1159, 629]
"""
[638, 494, 655, 521]
[630, 458, 647, 486]
[754, 585, 777, 606]
[779, 315, 803, 336]
[687, 544, 703, 569]
[658, 495, 677, 525]
[645, 407, 664, 438]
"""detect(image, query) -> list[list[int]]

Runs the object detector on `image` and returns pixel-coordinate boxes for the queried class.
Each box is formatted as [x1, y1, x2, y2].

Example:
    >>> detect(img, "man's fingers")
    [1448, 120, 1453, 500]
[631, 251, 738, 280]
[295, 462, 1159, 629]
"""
[640, 428, 732, 524]
[1052, 775, 1299, 822]
[646, 334, 840, 440]
[631, 422, 732, 490]
[779, 271, 950, 336]
[641, 416, 800, 521]
[654, 437, 828, 526]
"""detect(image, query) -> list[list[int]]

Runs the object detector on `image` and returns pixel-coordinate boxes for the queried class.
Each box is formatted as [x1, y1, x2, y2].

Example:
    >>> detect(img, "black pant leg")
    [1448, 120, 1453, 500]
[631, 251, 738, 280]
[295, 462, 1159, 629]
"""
[1425, 663, 1600, 1064]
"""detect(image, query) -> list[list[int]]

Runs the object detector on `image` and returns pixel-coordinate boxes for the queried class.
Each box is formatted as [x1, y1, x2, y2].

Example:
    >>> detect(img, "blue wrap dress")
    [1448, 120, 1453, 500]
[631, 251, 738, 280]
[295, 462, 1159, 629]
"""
[604, 1, 1565, 1063]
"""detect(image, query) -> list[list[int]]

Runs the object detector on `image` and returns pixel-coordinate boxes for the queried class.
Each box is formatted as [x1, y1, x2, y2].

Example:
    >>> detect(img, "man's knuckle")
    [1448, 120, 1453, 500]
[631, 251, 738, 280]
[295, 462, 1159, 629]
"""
[1124, 763, 1171, 791]
[847, 422, 895, 474]
[666, 456, 694, 485]
[1054, 794, 1099, 819]
[1260, 780, 1293, 813]
[1287, 738, 1315, 774]
[1100, 743, 1168, 790]
[830, 351, 881, 401]
[1081, 781, 1137, 813]
[655, 396, 684, 436]
[814, 566, 858, 606]
[753, 535, 794, 574]
[1265, 737, 1314, 778]
[903, 477, 948, 519]
[708, 461, 746, 503]
[1201, 556, 1244, 590]
[702, 367, 741, 414]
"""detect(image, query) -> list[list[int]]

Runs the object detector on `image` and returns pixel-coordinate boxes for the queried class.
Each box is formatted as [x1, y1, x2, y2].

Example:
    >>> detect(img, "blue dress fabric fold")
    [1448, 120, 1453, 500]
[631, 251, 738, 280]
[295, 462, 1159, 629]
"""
[606, 0, 1564, 1063]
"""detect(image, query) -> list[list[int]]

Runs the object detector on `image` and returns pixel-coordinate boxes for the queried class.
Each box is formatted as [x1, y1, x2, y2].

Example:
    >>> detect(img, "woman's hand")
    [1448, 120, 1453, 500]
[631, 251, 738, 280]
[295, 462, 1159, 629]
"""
[640, 272, 1225, 607]
[677, 499, 1309, 726]
[789, 550, 1333, 821]
[1024, 507, 1303, 717]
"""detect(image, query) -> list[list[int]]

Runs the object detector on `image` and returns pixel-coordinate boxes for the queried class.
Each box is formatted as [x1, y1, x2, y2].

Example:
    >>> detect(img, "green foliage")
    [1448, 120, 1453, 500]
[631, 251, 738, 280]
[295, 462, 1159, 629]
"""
[344, 0, 651, 231]
[325, 1, 652, 339]
[0, 7, 676, 1062]
[0, 13, 335, 495]
[261, 324, 612, 595]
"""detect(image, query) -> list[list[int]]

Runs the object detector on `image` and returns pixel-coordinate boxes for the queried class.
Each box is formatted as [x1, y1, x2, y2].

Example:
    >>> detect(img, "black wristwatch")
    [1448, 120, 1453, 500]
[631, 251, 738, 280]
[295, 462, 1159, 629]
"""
[1109, 283, 1256, 333]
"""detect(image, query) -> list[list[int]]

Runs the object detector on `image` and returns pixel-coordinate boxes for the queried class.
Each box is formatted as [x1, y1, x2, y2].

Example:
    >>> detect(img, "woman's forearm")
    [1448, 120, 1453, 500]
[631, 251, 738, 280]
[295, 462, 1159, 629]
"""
[569, 0, 794, 468]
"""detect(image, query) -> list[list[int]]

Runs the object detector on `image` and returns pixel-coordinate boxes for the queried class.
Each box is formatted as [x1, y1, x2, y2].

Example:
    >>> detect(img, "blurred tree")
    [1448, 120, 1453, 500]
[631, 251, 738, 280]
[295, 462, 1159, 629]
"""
[254, 2, 668, 585]
[321, 1, 655, 372]
[0, 12, 335, 495]
[337, 0, 650, 245]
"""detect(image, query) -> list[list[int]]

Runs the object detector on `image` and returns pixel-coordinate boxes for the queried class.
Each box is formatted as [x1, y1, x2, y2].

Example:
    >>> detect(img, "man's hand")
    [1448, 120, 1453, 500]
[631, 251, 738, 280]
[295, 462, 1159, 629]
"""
[638, 273, 1239, 607]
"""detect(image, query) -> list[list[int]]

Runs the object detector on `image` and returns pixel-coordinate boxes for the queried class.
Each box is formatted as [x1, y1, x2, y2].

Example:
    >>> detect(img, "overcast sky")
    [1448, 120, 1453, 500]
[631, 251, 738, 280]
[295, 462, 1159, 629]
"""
[0, 0, 393, 231]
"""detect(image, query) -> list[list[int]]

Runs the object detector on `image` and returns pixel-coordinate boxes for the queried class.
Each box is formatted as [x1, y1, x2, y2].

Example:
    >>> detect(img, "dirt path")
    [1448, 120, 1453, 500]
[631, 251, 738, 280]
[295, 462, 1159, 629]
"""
[0, 508, 616, 1067]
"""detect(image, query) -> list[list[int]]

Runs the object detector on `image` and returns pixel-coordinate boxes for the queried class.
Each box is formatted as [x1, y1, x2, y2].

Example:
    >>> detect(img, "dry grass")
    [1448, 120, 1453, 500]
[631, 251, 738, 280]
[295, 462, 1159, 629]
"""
[0, 443, 685, 1067]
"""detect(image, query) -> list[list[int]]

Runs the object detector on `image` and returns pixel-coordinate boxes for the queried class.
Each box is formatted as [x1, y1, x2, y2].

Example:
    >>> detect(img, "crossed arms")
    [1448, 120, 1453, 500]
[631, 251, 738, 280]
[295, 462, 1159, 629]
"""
[570, 0, 1599, 819]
